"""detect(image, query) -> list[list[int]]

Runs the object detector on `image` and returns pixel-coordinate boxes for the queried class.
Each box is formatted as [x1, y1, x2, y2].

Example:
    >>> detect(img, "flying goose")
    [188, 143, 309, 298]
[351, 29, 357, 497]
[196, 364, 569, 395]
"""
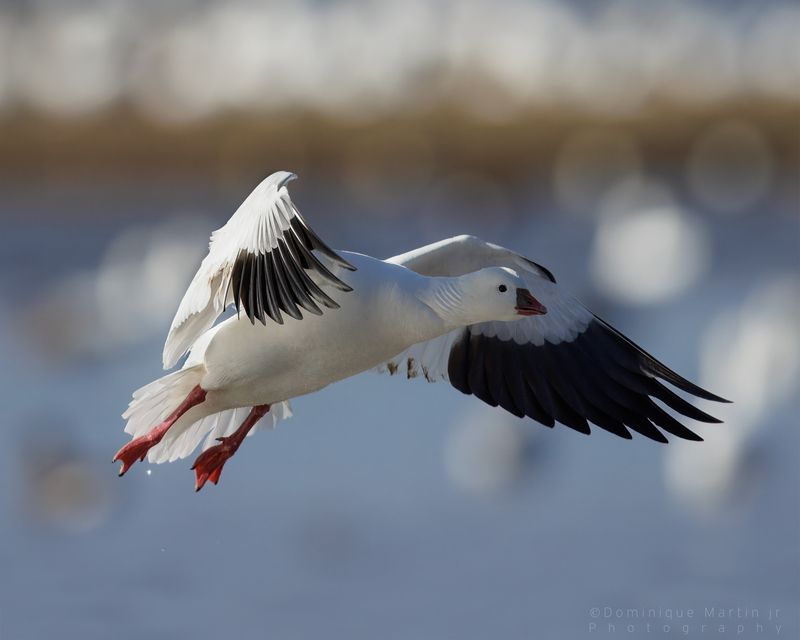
[114, 171, 728, 491]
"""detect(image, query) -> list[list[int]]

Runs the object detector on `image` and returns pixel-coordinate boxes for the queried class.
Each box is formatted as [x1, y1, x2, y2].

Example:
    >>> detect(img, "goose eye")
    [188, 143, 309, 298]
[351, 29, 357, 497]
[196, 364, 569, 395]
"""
[498, 284, 508, 293]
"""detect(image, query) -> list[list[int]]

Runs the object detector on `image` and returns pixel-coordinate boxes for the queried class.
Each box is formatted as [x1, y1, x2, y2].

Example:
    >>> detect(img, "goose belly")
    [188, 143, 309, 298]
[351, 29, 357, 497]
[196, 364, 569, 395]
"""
[196, 278, 433, 407]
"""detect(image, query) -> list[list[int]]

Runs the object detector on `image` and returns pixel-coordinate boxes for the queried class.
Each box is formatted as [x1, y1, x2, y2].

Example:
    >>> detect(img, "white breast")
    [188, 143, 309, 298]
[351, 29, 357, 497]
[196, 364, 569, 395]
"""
[191, 252, 444, 408]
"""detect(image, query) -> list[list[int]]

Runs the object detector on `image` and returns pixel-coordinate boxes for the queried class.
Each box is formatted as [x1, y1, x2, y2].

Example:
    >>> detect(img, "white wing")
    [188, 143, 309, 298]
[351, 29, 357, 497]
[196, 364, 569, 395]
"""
[379, 235, 728, 442]
[163, 171, 356, 369]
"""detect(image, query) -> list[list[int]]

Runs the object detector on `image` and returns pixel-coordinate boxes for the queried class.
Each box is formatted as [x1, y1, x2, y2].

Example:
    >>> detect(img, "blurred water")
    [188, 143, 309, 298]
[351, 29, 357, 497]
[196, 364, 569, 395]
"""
[0, 184, 798, 640]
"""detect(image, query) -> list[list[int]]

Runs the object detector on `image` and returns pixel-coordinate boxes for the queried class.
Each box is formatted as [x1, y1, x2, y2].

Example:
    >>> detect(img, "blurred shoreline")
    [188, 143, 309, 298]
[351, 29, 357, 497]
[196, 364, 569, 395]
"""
[1, 100, 797, 199]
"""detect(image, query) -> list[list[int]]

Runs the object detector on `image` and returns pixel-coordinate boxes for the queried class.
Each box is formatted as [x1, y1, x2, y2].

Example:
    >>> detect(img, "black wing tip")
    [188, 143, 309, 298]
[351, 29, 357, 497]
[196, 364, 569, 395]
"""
[685, 406, 724, 424]
[590, 315, 732, 405]
[709, 393, 733, 404]
[678, 384, 731, 404]
[447, 327, 717, 447]
[664, 428, 703, 442]
[521, 257, 557, 283]
[526, 406, 705, 444]
[557, 421, 706, 443]
[289, 211, 355, 272]
[321, 251, 356, 272]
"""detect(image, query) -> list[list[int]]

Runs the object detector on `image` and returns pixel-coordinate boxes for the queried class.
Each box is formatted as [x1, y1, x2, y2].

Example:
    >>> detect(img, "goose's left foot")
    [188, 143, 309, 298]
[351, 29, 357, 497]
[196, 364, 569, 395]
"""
[192, 404, 270, 491]
[114, 385, 208, 477]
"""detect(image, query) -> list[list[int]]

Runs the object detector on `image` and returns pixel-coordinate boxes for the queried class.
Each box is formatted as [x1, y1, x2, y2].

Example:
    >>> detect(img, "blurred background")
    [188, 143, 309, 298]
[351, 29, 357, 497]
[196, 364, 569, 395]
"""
[0, 0, 798, 638]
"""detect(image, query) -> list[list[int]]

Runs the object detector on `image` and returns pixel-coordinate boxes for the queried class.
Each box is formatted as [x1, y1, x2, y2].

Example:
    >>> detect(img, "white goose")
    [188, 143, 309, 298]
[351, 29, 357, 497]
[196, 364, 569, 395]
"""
[114, 171, 728, 491]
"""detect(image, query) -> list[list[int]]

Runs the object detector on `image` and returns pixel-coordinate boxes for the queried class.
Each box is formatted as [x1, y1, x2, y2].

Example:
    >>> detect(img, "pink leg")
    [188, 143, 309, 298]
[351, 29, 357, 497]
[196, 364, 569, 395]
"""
[192, 404, 270, 492]
[113, 385, 207, 477]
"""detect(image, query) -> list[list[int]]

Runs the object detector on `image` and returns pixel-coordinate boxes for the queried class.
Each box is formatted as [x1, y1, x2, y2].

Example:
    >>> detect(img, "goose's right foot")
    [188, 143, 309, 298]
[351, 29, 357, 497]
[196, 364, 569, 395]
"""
[192, 404, 270, 491]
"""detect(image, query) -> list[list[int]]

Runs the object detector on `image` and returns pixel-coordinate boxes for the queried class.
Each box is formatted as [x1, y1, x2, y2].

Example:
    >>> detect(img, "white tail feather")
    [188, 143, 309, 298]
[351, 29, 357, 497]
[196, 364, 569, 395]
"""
[149, 401, 292, 463]
[123, 366, 205, 437]
[149, 406, 248, 463]
[122, 365, 293, 464]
